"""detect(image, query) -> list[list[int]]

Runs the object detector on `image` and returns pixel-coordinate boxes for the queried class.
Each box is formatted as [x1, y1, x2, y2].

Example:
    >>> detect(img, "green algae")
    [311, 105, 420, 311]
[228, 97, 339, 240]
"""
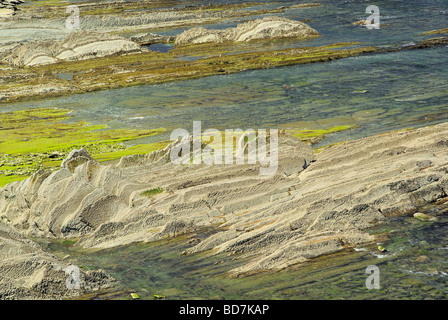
[140, 187, 164, 198]
[0, 108, 166, 187]
[285, 125, 356, 144]
[421, 28, 448, 36]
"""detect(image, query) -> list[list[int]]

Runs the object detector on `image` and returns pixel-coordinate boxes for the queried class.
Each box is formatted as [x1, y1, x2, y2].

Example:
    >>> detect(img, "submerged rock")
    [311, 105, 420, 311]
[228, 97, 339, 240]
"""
[175, 16, 320, 45]
[415, 255, 430, 263]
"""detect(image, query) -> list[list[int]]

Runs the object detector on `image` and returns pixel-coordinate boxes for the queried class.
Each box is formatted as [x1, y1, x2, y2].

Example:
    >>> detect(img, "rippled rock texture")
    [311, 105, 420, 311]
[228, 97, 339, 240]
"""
[1, 124, 448, 277]
[175, 16, 320, 45]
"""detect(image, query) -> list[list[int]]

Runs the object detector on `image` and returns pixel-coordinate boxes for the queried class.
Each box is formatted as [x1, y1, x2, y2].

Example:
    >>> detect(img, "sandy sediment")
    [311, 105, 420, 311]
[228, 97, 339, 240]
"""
[1, 123, 448, 278]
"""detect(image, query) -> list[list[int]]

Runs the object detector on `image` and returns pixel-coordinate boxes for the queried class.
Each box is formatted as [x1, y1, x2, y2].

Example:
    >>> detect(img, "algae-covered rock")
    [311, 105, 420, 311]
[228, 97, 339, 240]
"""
[413, 212, 438, 222]
[61, 148, 96, 173]
[131, 293, 140, 299]
[130, 33, 175, 45]
[0, 221, 115, 299]
[0, 31, 142, 67]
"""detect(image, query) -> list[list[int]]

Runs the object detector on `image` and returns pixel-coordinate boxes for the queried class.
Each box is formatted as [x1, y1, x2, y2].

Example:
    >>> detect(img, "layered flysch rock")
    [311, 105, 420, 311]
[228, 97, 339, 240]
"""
[130, 32, 175, 46]
[175, 16, 320, 45]
[1, 124, 448, 277]
[0, 0, 24, 18]
[0, 221, 114, 299]
[0, 31, 142, 67]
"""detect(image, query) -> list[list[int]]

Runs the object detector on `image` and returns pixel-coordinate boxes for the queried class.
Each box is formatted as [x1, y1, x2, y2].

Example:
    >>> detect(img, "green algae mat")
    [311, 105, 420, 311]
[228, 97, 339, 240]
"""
[0, 108, 168, 187]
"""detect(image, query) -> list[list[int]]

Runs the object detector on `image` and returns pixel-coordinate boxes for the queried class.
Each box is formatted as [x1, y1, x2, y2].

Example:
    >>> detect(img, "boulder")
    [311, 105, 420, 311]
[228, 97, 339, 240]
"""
[56, 31, 141, 62]
[130, 32, 175, 45]
[413, 212, 437, 222]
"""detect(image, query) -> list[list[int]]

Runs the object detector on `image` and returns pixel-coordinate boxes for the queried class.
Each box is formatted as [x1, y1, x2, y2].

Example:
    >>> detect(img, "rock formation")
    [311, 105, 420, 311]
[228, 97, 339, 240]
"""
[175, 16, 320, 45]
[1, 123, 448, 278]
[130, 32, 175, 46]
[0, 31, 142, 67]
[0, 0, 23, 18]
[0, 221, 114, 299]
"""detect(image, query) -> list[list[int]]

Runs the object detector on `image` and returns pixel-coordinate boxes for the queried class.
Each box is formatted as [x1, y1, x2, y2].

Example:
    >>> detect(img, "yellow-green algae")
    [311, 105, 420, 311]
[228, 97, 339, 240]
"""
[21, 1, 268, 19]
[0, 108, 167, 187]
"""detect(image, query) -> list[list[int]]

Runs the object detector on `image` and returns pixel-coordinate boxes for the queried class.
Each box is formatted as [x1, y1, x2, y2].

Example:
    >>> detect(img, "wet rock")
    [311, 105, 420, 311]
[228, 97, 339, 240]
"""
[2, 123, 448, 275]
[0, 221, 114, 299]
[413, 212, 438, 222]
